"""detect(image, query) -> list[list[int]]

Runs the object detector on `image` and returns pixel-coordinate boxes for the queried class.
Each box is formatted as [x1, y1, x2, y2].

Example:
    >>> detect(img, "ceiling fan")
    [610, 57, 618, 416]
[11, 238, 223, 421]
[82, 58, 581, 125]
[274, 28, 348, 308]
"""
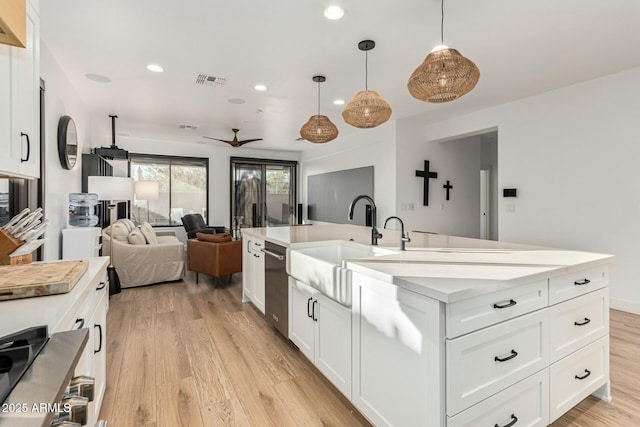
[203, 128, 263, 147]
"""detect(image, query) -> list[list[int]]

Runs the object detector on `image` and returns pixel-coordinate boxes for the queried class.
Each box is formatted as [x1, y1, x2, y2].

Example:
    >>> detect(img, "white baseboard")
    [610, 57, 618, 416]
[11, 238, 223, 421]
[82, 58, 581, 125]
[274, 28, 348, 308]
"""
[610, 297, 640, 315]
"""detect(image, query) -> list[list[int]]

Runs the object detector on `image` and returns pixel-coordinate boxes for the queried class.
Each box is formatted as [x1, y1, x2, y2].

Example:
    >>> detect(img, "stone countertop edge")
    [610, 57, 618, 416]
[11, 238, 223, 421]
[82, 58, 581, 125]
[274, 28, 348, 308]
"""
[346, 255, 615, 304]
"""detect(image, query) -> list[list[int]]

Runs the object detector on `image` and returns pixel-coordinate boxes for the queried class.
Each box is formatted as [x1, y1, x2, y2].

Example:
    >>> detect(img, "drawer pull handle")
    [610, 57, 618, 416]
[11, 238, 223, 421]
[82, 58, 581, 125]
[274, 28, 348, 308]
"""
[72, 318, 85, 330]
[495, 414, 518, 427]
[94, 324, 103, 354]
[20, 133, 30, 162]
[575, 369, 591, 380]
[494, 349, 518, 362]
[574, 278, 591, 286]
[307, 297, 313, 318]
[96, 281, 106, 291]
[493, 299, 517, 309]
[574, 317, 591, 326]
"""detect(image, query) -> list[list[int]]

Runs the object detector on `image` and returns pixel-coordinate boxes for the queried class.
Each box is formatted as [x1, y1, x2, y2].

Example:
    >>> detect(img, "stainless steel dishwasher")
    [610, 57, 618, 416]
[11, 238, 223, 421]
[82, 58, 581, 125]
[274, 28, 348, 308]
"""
[263, 241, 288, 337]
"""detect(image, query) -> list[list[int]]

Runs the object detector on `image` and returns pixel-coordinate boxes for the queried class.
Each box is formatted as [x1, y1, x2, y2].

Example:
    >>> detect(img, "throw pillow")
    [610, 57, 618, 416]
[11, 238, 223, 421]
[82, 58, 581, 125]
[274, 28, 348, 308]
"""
[109, 221, 129, 241]
[197, 232, 232, 243]
[140, 222, 158, 244]
[128, 228, 147, 245]
[120, 218, 136, 232]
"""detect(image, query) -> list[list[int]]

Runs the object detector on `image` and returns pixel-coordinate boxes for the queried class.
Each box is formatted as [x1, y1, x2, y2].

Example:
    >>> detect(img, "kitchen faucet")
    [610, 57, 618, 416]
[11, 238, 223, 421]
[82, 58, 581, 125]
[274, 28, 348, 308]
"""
[383, 216, 411, 251]
[348, 195, 383, 245]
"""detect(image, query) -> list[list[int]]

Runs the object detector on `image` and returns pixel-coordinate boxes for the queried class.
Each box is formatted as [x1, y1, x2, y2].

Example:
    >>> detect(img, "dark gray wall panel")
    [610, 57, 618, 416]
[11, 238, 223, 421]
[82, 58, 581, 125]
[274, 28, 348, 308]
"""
[307, 166, 374, 225]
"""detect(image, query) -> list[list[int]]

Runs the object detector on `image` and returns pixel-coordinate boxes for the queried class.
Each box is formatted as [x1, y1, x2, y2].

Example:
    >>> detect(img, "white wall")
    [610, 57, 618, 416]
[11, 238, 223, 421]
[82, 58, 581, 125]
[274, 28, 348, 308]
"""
[396, 120, 482, 238]
[40, 44, 93, 261]
[99, 136, 299, 228]
[300, 122, 397, 228]
[414, 66, 640, 313]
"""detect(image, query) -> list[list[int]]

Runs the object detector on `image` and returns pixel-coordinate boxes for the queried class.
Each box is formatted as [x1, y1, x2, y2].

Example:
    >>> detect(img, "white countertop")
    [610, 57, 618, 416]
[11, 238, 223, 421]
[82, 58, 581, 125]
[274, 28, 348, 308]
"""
[346, 248, 613, 302]
[0, 257, 109, 336]
[243, 225, 615, 303]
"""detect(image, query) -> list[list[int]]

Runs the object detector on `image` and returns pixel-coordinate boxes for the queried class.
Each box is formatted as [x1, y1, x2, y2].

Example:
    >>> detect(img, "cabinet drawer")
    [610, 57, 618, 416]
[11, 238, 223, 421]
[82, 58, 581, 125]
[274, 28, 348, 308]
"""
[251, 239, 264, 251]
[446, 280, 548, 338]
[447, 369, 549, 427]
[549, 267, 608, 305]
[446, 310, 549, 415]
[549, 288, 609, 362]
[550, 335, 609, 422]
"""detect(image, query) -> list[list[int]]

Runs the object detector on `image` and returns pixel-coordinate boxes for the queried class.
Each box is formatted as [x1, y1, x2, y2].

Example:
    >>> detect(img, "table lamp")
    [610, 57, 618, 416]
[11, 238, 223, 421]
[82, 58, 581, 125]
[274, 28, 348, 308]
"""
[134, 181, 159, 224]
[88, 176, 134, 295]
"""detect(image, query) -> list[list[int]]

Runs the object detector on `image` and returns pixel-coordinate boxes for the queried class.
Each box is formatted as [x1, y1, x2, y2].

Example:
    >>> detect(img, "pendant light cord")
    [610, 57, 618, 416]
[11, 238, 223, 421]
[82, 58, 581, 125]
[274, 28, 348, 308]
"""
[365, 50, 369, 90]
[441, 0, 445, 46]
[317, 81, 321, 115]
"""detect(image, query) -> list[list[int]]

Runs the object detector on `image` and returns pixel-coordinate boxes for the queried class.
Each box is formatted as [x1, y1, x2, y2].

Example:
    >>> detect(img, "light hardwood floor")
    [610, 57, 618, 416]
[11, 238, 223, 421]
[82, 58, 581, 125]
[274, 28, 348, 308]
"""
[99, 274, 640, 426]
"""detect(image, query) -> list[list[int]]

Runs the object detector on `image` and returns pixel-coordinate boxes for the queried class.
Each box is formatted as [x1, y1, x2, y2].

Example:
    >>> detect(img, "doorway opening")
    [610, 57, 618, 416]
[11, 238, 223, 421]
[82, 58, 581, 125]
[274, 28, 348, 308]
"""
[479, 131, 498, 240]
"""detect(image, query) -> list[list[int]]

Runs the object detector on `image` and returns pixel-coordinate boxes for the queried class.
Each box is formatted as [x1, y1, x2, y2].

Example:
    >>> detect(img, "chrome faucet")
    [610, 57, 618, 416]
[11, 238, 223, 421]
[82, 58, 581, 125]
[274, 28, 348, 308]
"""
[348, 195, 383, 245]
[384, 216, 411, 251]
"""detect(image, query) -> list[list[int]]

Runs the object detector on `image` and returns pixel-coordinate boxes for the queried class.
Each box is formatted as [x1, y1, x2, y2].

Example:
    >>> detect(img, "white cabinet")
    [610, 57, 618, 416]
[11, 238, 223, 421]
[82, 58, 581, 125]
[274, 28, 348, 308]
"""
[62, 227, 102, 260]
[289, 277, 315, 360]
[349, 266, 610, 427]
[448, 368, 549, 427]
[44, 260, 108, 427]
[351, 272, 444, 427]
[242, 237, 265, 313]
[0, 0, 39, 179]
[548, 287, 609, 362]
[446, 309, 549, 415]
[289, 278, 352, 399]
[91, 280, 109, 425]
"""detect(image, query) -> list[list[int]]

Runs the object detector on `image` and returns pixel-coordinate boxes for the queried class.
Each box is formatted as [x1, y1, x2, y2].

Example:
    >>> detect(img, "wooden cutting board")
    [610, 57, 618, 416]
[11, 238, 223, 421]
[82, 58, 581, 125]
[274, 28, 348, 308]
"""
[0, 260, 89, 301]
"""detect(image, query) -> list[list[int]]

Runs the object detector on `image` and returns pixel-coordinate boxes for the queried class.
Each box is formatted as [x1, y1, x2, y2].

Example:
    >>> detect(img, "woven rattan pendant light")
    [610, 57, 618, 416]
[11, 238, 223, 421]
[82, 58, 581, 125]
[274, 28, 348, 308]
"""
[342, 40, 392, 128]
[407, 0, 480, 103]
[300, 75, 339, 143]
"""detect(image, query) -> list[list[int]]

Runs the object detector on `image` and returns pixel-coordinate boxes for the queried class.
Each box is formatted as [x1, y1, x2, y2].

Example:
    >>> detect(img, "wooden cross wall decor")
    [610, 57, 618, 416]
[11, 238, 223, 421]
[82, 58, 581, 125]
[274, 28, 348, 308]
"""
[443, 180, 453, 200]
[415, 160, 438, 206]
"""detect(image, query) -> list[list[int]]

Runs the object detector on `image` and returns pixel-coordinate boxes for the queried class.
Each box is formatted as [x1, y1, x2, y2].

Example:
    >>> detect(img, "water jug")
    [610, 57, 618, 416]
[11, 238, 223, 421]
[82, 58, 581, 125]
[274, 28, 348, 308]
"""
[69, 193, 99, 227]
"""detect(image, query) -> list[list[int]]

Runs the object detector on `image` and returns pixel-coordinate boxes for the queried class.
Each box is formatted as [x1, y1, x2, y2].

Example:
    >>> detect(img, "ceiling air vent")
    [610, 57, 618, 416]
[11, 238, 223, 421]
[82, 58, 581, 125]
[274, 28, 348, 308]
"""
[179, 124, 198, 130]
[195, 73, 227, 87]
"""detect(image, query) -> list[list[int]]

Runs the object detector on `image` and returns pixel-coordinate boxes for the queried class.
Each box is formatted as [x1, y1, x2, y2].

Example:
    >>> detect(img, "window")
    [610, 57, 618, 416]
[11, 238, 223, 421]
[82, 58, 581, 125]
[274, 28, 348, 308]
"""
[129, 154, 208, 226]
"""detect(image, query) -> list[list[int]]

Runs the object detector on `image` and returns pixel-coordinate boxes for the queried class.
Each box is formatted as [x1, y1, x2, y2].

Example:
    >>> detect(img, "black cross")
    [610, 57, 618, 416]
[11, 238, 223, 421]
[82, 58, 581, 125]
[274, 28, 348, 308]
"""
[415, 160, 438, 206]
[443, 180, 453, 201]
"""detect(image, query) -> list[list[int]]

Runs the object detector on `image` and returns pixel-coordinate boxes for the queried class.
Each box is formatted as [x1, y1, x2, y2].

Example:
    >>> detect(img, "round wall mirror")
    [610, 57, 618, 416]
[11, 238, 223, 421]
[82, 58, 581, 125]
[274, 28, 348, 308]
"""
[57, 115, 78, 170]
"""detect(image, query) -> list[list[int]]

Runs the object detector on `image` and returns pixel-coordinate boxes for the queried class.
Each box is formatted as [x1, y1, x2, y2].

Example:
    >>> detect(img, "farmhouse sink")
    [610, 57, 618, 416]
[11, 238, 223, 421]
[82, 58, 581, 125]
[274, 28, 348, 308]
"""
[287, 241, 397, 307]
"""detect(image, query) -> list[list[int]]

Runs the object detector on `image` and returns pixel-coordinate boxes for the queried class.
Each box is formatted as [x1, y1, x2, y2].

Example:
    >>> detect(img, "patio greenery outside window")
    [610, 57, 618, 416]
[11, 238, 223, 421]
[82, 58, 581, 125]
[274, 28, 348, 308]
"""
[129, 154, 209, 226]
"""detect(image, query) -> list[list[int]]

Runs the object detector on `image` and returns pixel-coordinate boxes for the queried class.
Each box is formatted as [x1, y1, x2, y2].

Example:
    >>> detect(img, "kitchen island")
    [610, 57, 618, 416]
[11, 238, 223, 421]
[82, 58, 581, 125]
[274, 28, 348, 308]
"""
[241, 225, 614, 426]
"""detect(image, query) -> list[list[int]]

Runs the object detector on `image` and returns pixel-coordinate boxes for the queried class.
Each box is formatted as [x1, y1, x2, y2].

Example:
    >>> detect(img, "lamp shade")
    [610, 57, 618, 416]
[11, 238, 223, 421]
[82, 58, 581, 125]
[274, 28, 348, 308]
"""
[407, 46, 480, 103]
[88, 176, 134, 202]
[342, 90, 392, 128]
[300, 115, 339, 143]
[135, 181, 160, 201]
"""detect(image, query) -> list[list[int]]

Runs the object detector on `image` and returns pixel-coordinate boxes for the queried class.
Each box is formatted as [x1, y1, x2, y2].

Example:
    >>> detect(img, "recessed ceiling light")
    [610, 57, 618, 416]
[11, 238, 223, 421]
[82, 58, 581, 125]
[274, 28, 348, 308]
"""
[146, 64, 164, 73]
[228, 98, 246, 104]
[254, 84, 267, 91]
[324, 5, 344, 20]
[333, 99, 345, 105]
[85, 73, 111, 83]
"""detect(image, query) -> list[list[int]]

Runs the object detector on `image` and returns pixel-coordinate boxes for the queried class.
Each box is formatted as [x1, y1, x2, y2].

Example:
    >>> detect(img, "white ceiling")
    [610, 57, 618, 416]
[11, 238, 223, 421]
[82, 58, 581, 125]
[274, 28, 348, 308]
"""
[40, 0, 640, 152]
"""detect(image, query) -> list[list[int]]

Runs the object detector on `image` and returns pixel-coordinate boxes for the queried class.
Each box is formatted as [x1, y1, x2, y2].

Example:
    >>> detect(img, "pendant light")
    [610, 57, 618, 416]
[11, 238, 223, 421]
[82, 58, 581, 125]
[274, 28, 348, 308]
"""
[300, 75, 339, 143]
[407, 0, 480, 103]
[342, 40, 392, 128]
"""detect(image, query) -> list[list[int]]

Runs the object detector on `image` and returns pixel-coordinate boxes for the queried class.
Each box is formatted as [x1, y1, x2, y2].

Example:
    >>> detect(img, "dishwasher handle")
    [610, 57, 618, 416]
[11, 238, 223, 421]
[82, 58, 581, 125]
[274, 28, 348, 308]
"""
[261, 248, 285, 261]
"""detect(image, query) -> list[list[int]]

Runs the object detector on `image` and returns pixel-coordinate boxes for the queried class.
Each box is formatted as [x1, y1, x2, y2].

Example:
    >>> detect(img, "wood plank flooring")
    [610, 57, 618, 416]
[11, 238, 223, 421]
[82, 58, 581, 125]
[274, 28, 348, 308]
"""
[100, 274, 640, 426]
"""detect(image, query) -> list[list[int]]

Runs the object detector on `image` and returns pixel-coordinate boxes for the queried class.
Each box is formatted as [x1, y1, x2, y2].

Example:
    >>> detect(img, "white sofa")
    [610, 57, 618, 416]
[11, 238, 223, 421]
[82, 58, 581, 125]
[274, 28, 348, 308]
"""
[102, 219, 184, 288]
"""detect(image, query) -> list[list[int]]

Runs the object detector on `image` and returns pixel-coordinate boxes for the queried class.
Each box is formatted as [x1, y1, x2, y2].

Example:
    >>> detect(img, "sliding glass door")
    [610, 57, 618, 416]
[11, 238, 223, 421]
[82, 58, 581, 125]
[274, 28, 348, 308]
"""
[231, 158, 297, 233]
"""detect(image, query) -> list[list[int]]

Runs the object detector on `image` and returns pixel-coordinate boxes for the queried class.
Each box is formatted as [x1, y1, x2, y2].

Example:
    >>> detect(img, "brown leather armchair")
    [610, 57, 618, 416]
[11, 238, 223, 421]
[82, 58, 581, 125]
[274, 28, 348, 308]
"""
[186, 233, 242, 285]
